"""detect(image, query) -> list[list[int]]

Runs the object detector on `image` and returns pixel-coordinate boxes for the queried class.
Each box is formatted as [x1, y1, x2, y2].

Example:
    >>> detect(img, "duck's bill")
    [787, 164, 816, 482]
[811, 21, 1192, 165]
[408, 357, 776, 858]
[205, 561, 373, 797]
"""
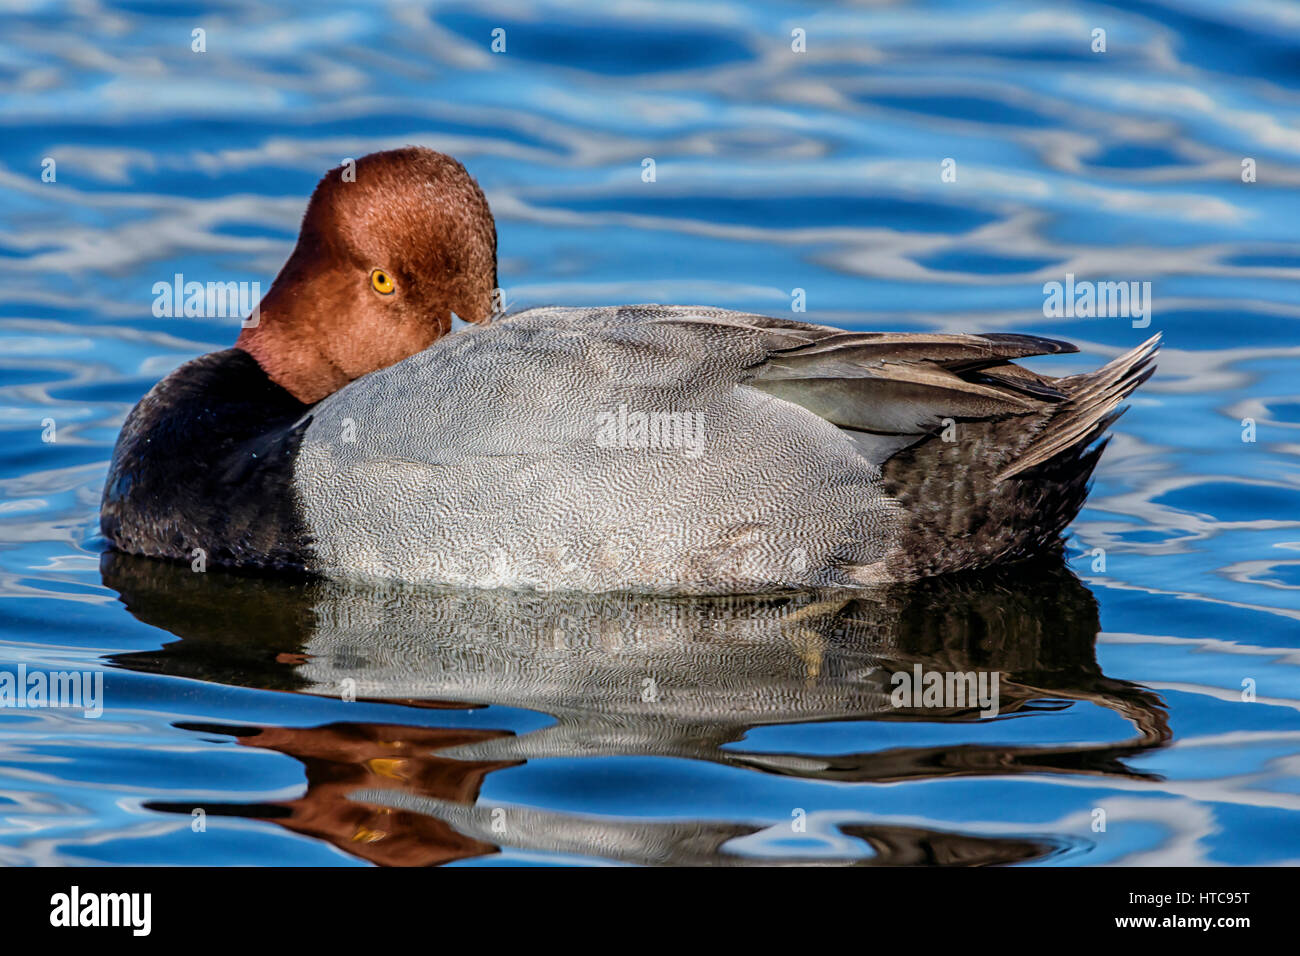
[449, 310, 492, 333]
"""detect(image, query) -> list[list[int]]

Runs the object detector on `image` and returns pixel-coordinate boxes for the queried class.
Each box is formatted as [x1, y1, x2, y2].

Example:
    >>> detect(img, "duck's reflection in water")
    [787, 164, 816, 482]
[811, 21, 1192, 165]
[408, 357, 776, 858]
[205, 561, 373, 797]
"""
[103, 552, 1168, 866]
[153, 722, 518, 866]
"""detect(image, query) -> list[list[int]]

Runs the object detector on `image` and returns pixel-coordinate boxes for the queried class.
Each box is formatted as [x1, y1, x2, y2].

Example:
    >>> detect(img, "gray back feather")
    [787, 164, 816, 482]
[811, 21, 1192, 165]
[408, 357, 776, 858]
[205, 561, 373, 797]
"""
[297, 306, 901, 591]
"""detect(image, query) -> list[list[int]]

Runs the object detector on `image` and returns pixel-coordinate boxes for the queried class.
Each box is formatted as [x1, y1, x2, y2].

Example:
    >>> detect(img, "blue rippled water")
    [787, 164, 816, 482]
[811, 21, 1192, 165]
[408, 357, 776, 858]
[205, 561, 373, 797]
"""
[1, 0, 1299, 866]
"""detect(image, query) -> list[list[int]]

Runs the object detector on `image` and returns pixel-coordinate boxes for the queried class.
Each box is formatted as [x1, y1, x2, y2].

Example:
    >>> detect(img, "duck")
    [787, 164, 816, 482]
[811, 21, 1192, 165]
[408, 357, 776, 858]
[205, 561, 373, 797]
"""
[101, 147, 1159, 594]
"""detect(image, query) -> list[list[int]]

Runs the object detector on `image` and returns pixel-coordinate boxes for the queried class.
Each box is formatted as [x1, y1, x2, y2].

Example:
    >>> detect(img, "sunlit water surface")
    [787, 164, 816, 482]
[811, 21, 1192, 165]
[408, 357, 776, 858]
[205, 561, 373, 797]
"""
[2, 0, 1299, 865]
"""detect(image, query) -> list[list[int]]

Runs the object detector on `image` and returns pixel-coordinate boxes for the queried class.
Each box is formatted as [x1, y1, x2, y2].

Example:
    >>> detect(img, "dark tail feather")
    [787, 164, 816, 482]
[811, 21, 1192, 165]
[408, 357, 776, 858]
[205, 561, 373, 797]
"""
[880, 334, 1160, 579]
[998, 334, 1160, 480]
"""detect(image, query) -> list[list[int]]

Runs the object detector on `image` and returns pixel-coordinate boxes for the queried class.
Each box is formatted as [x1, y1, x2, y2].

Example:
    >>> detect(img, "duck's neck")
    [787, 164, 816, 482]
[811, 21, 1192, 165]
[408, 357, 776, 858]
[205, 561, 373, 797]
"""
[234, 283, 351, 404]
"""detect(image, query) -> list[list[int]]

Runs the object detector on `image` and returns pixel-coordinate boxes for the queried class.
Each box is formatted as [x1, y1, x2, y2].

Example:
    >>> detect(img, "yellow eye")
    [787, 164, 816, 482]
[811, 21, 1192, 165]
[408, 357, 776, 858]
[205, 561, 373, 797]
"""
[370, 269, 395, 295]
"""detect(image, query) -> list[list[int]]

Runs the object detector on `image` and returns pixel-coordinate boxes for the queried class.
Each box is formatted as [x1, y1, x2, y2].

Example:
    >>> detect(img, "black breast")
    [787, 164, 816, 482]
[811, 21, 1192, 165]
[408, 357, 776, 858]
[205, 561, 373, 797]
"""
[100, 349, 314, 572]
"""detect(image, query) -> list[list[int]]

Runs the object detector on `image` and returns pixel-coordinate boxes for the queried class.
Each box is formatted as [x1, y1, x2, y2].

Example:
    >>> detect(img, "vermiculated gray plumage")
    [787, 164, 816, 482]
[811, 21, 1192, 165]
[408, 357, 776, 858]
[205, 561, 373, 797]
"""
[294, 305, 1158, 591]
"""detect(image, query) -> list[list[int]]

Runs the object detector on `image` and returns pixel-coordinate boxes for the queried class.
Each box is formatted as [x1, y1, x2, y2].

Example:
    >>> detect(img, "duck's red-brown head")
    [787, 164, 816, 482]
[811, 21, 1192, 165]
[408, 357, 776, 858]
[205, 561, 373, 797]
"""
[236, 147, 497, 403]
